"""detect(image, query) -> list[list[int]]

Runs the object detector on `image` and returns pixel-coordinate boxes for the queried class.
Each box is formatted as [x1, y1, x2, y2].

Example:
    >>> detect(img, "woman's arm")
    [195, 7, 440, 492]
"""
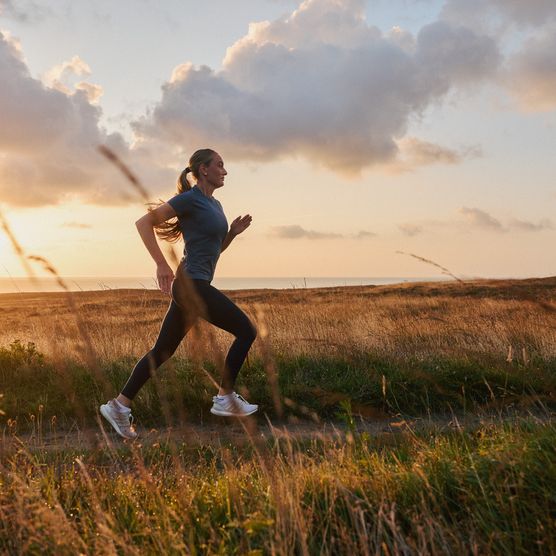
[135, 202, 177, 294]
[221, 230, 237, 252]
[222, 214, 252, 252]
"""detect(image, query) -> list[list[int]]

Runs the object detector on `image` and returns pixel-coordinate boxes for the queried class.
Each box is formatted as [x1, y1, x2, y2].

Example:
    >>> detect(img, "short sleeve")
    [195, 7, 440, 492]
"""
[167, 191, 193, 217]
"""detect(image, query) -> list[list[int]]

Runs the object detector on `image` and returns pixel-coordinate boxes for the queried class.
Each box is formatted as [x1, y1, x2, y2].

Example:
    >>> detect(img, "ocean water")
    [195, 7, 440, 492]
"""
[0, 276, 450, 294]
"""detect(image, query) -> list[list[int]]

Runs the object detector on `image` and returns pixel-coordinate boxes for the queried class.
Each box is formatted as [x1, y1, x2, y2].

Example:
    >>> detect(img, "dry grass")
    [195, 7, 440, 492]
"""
[1, 277, 554, 364]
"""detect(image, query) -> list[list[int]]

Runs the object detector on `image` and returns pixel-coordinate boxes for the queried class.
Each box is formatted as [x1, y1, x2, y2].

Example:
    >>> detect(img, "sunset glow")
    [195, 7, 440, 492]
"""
[1, 0, 554, 281]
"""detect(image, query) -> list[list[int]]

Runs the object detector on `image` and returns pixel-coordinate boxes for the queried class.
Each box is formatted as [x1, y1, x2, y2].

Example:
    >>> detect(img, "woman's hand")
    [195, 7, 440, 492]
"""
[230, 215, 252, 236]
[156, 262, 174, 295]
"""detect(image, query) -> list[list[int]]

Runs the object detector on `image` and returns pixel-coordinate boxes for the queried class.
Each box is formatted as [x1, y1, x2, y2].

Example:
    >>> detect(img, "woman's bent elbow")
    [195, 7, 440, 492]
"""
[135, 214, 153, 229]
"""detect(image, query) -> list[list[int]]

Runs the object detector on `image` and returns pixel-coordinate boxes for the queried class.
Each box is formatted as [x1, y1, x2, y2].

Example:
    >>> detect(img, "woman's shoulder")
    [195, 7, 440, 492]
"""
[169, 187, 200, 203]
[174, 187, 197, 199]
[167, 187, 198, 215]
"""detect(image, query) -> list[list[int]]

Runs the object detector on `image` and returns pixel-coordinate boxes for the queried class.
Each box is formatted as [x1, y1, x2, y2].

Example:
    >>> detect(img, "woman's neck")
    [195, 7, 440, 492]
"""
[195, 180, 216, 198]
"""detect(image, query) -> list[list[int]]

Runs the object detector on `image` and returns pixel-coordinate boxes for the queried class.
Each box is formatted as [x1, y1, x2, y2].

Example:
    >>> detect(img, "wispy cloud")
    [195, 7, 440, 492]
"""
[509, 218, 553, 231]
[270, 225, 342, 240]
[459, 207, 504, 231]
[61, 222, 92, 229]
[389, 137, 482, 173]
[0, 0, 51, 22]
[270, 225, 376, 240]
[354, 230, 377, 239]
[401, 209, 553, 235]
[398, 223, 424, 237]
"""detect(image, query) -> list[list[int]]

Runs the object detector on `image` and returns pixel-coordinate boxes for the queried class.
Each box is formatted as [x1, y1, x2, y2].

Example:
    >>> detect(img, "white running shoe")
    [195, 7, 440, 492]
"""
[100, 399, 138, 440]
[210, 392, 258, 417]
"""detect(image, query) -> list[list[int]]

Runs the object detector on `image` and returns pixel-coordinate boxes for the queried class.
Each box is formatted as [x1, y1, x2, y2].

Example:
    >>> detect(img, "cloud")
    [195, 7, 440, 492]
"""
[441, 0, 556, 30]
[133, 0, 499, 174]
[402, 211, 553, 235]
[505, 26, 556, 111]
[0, 31, 173, 207]
[509, 218, 553, 231]
[43, 55, 91, 87]
[74, 81, 104, 104]
[390, 137, 482, 172]
[487, 0, 556, 25]
[0, 0, 50, 22]
[459, 209, 553, 233]
[398, 223, 423, 237]
[440, 1, 556, 112]
[459, 207, 504, 231]
[271, 224, 342, 239]
[354, 230, 376, 239]
[61, 222, 92, 229]
[42, 55, 104, 104]
[270, 226, 375, 239]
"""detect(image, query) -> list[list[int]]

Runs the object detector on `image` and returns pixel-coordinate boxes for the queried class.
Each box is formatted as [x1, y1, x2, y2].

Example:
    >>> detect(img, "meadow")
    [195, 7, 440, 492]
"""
[0, 277, 555, 554]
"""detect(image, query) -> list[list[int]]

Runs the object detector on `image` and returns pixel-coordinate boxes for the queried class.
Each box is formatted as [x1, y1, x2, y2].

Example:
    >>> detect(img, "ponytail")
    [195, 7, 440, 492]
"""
[152, 150, 215, 243]
[178, 167, 192, 194]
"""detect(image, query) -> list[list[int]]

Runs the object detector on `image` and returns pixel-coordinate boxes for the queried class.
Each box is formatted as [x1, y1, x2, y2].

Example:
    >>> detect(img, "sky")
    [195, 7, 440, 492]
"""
[0, 0, 555, 280]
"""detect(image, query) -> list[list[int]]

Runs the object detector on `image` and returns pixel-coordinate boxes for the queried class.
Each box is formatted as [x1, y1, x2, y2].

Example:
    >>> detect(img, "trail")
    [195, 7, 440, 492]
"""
[2, 411, 553, 456]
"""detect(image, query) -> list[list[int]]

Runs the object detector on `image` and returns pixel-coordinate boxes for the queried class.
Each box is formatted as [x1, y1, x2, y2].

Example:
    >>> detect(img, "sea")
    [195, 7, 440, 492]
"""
[0, 276, 451, 294]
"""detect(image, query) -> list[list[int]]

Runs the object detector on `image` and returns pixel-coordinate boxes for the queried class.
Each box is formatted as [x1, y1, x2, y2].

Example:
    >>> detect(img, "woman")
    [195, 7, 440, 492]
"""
[100, 149, 258, 440]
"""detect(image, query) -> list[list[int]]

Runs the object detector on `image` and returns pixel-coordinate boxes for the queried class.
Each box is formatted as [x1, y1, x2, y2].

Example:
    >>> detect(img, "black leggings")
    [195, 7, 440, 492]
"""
[121, 278, 257, 400]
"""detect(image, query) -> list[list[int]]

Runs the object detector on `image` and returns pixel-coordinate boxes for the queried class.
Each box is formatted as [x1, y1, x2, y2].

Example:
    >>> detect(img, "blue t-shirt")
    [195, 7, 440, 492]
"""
[167, 186, 228, 281]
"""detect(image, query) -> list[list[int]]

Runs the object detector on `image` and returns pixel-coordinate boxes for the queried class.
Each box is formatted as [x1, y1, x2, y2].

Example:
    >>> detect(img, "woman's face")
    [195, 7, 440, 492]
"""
[203, 153, 227, 188]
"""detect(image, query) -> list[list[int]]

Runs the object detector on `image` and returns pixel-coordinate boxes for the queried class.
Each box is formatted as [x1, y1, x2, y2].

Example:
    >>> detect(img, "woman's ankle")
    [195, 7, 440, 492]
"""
[115, 394, 132, 408]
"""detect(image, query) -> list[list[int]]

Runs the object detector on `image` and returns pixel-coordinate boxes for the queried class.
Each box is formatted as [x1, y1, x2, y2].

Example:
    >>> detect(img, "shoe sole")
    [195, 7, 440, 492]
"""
[100, 404, 137, 439]
[210, 406, 258, 417]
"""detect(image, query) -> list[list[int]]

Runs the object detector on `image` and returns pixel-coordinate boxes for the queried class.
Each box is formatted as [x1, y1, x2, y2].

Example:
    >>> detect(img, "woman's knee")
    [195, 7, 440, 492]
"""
[242, 320, 257, 345]
[150, 344, 177, 367]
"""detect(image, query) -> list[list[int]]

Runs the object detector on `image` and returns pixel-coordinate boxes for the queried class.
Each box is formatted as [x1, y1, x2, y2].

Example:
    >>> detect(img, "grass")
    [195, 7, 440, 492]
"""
[0, 334, 554, 431]
[0, 278, 555, 430]
[0, 418, 554, 554]
[0, 277, 555, 553]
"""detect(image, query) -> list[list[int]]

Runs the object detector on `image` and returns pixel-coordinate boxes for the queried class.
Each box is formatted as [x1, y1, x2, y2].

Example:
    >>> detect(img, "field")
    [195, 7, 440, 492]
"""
[0, 277, 555, 554]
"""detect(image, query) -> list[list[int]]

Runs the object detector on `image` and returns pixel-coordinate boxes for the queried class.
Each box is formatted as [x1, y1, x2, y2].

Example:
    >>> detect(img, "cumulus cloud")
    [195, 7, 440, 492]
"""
[441, 0, 556, 112]
[0, 31, 172, 207]
[133, 0, 499, 174]
[505, 27, 556, 111]
[43, 55, 91, 87]
[42, 55, 104, 104]
[441, 0, 556, 30]
[271, 224, 342, 239]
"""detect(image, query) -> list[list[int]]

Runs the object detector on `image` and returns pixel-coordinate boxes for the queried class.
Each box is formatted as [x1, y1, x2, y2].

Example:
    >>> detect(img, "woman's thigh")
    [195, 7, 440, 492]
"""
[195, 283, 255, 337]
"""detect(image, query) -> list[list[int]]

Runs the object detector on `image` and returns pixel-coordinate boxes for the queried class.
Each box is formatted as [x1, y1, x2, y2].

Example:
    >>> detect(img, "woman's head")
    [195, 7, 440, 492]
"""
[177, 148, 219, 193]
[156, 148, 223, 243]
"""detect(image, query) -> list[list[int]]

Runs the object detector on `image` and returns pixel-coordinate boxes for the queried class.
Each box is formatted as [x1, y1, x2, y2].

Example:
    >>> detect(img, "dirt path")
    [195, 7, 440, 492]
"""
[2, 411, 553, 456]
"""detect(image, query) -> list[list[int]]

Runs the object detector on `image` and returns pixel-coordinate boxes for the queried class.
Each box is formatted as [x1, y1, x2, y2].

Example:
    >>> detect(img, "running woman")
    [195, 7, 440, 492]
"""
[100, 149, 258, 439]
